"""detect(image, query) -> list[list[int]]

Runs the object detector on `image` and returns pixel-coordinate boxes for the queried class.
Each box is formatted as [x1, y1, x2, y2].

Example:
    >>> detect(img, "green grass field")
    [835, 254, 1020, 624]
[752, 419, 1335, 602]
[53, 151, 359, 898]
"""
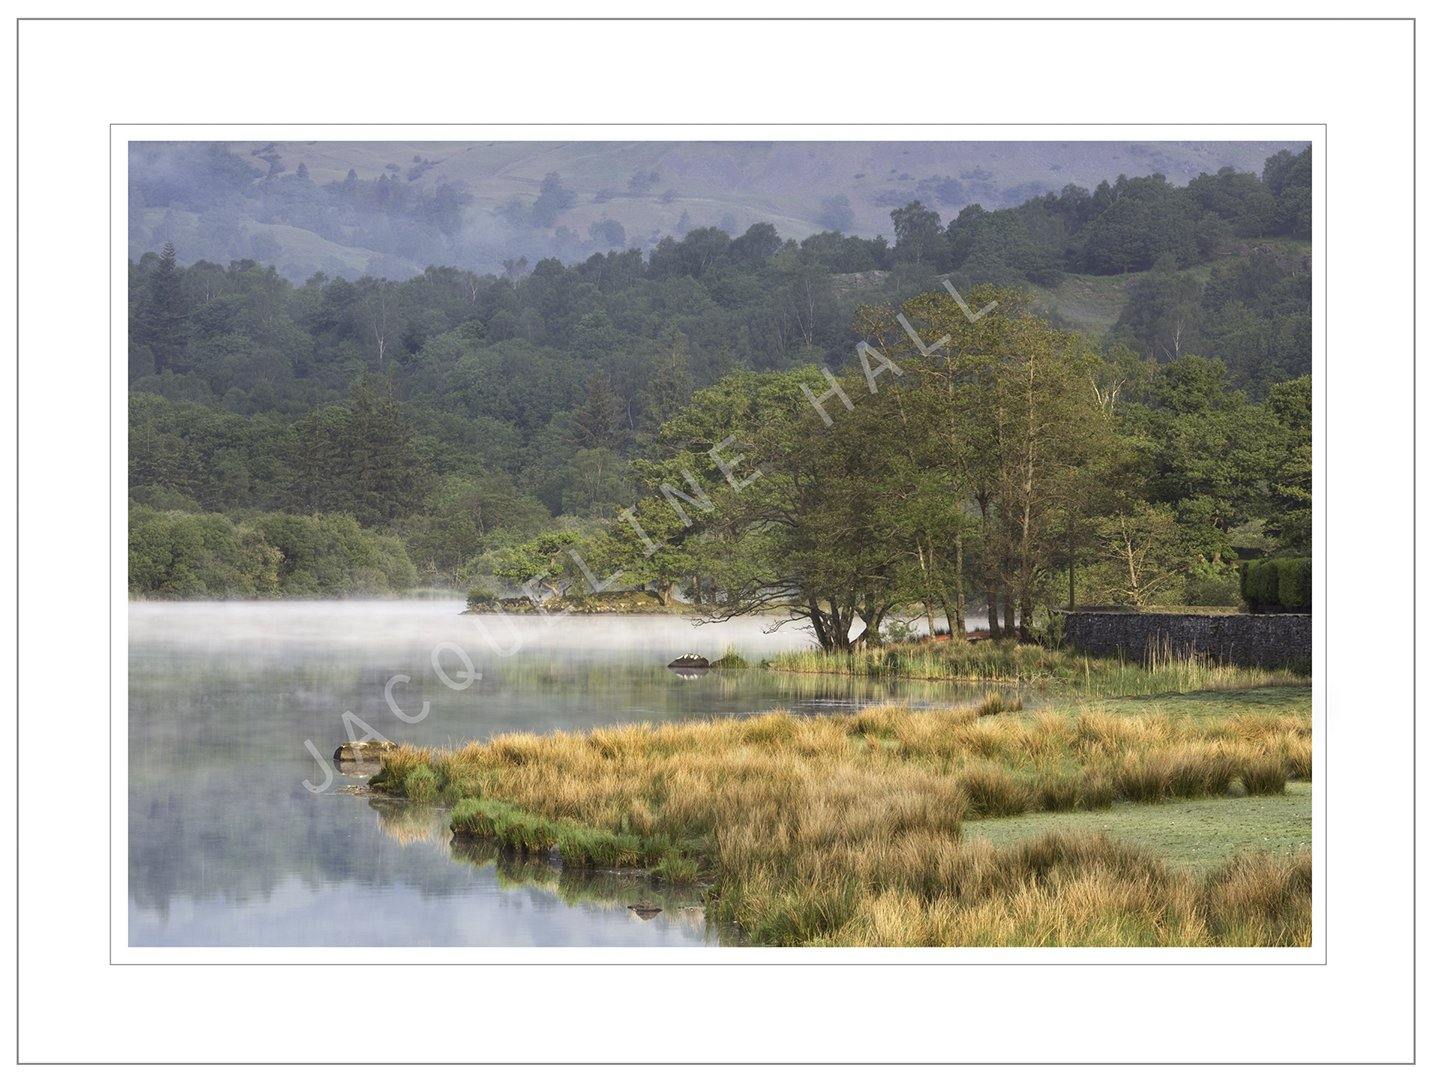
[960, 684, 1313, 870]
[968, 782, 1311, 872]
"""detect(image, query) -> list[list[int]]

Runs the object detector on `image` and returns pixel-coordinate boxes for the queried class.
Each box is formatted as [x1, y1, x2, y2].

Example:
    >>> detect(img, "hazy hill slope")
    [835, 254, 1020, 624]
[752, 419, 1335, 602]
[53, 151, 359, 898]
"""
[1008, 237, 1312, 339]
[131, 140, 1305, 280]
[237, 139, 1303, 230]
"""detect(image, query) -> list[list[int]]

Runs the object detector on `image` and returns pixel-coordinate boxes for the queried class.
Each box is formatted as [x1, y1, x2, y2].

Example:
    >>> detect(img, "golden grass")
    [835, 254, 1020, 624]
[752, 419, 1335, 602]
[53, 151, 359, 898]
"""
[843, 836, 1310, 947]
[372, 699, 1311, 947]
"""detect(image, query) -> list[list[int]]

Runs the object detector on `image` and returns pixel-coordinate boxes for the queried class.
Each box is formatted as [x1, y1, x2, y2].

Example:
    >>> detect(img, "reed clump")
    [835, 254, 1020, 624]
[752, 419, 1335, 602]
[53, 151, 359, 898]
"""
[371, 695, 1311, 947]
[769, 640, 1304, 696]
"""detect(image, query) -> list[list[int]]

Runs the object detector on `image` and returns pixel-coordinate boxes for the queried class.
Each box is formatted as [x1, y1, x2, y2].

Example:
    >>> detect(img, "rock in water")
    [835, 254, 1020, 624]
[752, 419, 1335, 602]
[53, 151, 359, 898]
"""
[628, 903, 663, 920]
[667, 653, 710, 669]
[333, 739, 399, 762]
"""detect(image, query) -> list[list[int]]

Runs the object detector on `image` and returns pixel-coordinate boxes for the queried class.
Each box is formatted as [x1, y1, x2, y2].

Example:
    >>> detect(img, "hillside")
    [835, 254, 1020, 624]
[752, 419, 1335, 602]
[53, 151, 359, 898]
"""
[1023, 237, 1312, 339]
[130, 140, 1306, 281]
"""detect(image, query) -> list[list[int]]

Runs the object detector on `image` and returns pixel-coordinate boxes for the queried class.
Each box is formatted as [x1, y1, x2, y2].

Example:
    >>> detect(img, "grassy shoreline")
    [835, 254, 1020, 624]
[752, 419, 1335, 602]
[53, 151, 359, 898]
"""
[764, 639, 1305, 696]
[371, 679, 1312, 946]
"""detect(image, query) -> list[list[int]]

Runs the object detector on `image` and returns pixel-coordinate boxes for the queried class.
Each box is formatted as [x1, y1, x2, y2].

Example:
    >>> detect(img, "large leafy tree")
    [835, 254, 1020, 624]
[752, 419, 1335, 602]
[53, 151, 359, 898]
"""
[1123, 355, 1279, 557]
[632, 369, 917, 650]
[1262, 376, 1312, 553]
[858, 286, 1120, 635]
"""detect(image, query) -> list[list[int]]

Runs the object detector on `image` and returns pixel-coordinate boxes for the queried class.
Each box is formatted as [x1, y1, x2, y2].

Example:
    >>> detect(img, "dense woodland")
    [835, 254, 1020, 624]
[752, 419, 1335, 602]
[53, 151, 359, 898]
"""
[129, 148, 1312, 640]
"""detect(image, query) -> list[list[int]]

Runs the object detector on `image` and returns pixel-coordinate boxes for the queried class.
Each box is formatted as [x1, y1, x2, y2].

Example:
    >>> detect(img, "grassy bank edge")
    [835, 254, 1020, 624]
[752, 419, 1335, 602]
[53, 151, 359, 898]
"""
[368, 693, 1312, 946]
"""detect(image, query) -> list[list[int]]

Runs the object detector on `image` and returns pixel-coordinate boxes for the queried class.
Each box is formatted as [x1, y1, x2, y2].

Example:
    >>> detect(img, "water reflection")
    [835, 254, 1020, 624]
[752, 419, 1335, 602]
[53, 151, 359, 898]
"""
[128, 599, 979, 946]
[449, 840, 717, 943]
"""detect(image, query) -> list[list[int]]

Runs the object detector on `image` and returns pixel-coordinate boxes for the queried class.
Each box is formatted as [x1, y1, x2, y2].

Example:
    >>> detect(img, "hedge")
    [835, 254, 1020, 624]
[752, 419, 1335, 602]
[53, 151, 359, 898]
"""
[1239, 558, 1311, 613]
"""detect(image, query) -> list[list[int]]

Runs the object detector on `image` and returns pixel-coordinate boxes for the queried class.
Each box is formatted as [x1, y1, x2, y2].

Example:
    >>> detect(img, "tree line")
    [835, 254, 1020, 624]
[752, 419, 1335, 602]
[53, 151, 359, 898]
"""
[129, 152, 1310, 607]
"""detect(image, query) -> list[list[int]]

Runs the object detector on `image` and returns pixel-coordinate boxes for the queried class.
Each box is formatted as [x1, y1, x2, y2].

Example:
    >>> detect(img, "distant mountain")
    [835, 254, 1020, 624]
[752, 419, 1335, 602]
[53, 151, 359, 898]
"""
[129, 140, 1307, 282]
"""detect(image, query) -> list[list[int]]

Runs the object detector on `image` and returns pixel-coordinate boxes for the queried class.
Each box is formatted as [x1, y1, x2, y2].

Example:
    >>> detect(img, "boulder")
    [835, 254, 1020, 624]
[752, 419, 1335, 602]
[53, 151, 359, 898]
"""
[667, 653, 710, 669]
[333, 739, 399, 762]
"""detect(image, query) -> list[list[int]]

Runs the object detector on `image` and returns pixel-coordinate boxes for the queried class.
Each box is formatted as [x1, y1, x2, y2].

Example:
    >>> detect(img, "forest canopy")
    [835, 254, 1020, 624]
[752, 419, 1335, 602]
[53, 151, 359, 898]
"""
[129, 148, 1311, 634]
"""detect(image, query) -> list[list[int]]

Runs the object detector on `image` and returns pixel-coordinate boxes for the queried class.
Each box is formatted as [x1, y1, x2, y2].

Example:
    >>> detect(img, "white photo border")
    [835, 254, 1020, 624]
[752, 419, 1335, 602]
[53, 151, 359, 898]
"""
[12, 13, 1415, 1065]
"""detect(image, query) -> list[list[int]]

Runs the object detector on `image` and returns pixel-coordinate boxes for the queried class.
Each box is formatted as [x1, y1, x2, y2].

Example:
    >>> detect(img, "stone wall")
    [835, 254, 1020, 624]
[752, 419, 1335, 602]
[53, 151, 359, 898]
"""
[1060, 611, 1312, 671]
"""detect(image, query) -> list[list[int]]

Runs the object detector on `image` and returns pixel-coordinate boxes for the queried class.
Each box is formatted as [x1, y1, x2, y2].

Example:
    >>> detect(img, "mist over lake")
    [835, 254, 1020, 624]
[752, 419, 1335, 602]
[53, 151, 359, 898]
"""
[129, 599, 966, 946]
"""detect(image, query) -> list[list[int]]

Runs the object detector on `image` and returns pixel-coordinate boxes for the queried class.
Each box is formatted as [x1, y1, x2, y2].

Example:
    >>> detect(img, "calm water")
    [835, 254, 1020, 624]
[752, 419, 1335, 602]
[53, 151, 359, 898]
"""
[129, 599, 972, 947]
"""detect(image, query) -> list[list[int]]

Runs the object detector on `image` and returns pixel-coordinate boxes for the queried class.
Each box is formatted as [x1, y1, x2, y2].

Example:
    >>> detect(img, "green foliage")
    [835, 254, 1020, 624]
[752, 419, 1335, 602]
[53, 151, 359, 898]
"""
[448, 796, 685, 876]
[406, 473, 549, 582]
[127, 147, 1309, 602]
[1263, 147, 1313, 238]
[1074, 174, 1212, 274]
[127, 504, 281, 598]
[294, 375, 432, 525]
[128, 504, 416, 598]
[1184, 561, 1245, 608]
[1110, 245, 1311, 392]
[132, 242, 188, 374]
[1239, 559, 1311, 613]
[1118, 356, 1311, 567]
[1263, 377, 1313, 552]
[490, 529, 593, 598]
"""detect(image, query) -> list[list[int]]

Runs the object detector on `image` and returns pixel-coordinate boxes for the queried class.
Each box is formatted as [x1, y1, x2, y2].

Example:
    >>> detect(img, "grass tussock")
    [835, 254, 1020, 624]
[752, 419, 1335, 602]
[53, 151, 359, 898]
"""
[711, 646, 750, 669]
[371, 699, 1311, 947]
[977, 691, 1025, 716]
[770, 639, 1303, 696]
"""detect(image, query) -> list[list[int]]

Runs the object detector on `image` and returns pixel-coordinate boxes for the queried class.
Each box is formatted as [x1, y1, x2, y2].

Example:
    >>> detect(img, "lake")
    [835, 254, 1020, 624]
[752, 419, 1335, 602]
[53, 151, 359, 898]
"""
[128, 599, 976, 947]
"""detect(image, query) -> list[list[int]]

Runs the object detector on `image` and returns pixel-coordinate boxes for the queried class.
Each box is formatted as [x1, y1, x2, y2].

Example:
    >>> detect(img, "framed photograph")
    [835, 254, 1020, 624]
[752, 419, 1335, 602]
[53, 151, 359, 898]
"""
[11, 10, 1419, 1069]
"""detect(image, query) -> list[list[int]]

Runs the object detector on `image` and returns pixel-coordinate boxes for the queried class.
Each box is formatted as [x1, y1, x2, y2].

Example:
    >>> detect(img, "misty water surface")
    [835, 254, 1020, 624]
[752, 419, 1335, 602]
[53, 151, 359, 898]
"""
[128, 599, 975, 947]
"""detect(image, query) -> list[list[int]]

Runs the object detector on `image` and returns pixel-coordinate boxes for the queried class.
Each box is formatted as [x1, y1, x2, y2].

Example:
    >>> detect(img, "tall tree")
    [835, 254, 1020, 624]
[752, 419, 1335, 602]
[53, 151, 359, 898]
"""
[135, 241, 188, 372]
[573, 370, 625, 450]
[1262, 376, 1312, 553]
[640, 335, 693, 435]
[296, 375, 430, 525]
[890, 201, 945, 266]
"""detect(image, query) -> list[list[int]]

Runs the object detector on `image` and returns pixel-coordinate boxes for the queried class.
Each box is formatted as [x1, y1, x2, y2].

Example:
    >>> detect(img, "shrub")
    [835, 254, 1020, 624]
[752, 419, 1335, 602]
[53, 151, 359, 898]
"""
[1185, 563, 1244, 607]
[1240, 558, 1311, 613]
[1275, 559, 1311, 611]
